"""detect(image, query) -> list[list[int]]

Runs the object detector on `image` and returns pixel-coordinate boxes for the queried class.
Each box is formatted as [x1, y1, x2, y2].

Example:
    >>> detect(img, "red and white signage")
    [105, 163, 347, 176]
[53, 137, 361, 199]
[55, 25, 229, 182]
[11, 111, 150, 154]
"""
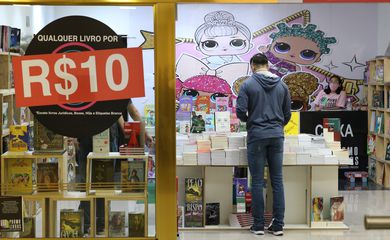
[12, 47, 145, 107]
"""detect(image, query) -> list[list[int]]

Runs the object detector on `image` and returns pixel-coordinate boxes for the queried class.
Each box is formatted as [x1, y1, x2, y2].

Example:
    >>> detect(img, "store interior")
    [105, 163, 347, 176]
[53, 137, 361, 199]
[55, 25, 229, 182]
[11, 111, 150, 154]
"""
[0, 2, 390, 240]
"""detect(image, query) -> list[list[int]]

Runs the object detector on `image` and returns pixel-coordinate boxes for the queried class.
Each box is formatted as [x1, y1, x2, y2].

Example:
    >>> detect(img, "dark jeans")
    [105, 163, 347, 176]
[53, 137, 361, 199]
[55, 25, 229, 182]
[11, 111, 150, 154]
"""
[247, 137, 285, 228]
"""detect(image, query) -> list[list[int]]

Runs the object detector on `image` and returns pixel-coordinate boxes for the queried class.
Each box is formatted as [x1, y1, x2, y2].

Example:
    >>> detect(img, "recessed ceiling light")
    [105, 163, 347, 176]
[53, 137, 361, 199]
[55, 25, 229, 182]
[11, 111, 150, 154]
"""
[119, 6, 137, 10]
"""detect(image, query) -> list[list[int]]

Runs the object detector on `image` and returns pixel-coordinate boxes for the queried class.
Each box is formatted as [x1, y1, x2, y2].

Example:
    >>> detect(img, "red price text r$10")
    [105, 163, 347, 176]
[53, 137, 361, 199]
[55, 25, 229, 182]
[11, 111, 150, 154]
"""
[12, 48, 145, 107]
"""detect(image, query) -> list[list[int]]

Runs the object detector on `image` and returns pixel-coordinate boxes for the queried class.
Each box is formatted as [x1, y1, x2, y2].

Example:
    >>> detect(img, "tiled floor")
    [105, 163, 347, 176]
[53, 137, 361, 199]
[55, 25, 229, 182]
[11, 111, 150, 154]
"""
[179, 190, 390, 240]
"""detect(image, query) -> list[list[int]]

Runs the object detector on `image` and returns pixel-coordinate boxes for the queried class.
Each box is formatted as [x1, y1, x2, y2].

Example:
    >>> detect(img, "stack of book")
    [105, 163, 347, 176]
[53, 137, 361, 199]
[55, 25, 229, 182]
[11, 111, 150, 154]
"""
[197, 139, 211, 165]
[119, 146, 144, 155]
[228, 135, 245, 149]
[211, 135, 228, 149]
[225, 149, 240, 165]
[183, 152, 197, 165]
[211, 149, 225, 165]
[239, 147, 248, 165]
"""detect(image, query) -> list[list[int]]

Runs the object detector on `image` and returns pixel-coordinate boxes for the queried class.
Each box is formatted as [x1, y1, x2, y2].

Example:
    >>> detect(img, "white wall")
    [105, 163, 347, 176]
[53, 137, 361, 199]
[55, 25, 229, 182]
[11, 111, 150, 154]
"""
[377, 3, 390, 56]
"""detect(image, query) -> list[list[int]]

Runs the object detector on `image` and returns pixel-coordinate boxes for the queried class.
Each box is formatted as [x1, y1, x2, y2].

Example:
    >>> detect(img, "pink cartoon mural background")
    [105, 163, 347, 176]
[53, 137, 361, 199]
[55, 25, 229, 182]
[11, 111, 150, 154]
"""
[170, 9, 366, 112]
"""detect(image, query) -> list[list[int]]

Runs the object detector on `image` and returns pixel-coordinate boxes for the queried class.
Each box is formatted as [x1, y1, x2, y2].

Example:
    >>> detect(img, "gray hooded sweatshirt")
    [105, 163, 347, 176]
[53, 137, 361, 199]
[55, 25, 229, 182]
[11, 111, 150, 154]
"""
[236, 71, 291, 144]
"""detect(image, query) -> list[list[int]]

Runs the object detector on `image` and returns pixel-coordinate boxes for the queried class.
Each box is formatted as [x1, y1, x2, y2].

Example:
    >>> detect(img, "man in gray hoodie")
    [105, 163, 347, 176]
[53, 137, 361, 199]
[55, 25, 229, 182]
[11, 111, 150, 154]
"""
[236, 53, 291, 236]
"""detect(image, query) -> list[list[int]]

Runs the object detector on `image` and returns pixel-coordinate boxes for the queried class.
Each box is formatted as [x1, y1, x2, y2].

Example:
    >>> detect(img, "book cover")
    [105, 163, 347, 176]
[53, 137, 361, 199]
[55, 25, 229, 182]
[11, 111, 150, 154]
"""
[33, 119, 64, 152]
[109, 211, 126, 237]
[0, 196, 23, 232]
[20, 107, 29, 124]
[144, 104, 155, 127]
[230, 115, 240, 133]
[91, 159, 114, 189]
[177, 96, 193, 121]
[368, 157, 376, 180]
[196, 96, 211, 113]
[386, 144, 390, 161]
[60, 210, 84, 238]
[190, 111, 206, 133]
[9, 28, 20, 53]
[92, 128, 110, 153]
[179, 120, 191, 134]
[367, 134, 376, 156]
[124, 122, 145, 148]
[376, 64, 384, 82]
[20, 217, 35, 238]
[370, 111, 376, 133]
[216, 97, 229, 112]
[205, 203, 220, 225]
[177, 205, 184, 228]
[128, 160, 146, 192]
[37, 162, 59, 192]
[204, 114, 215, 132]
[185, 178, 203, 227]
[9, 125, 29, 151]
[128, 213, 144, 237]
[323, 118, 341, 141]
[2, 102, 8, 129]
[215, 111, 231, 132]
[7, 158, 33, 193]
[330, 196, 345, 221]
[312, 197, 324, 222]
[234, 178, 248, 198]
[148, 155, 155, 179]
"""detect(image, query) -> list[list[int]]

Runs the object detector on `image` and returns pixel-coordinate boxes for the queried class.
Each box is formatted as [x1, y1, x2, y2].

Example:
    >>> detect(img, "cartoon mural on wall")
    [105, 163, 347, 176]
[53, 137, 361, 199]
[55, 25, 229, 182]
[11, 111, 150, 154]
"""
[140, 9, 365, 112]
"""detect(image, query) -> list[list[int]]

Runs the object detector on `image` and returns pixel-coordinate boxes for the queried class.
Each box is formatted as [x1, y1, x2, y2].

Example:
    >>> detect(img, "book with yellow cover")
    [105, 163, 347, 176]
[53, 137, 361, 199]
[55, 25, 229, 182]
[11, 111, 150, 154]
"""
[7, 158, 34, 193]
[9, 125, 29, 152]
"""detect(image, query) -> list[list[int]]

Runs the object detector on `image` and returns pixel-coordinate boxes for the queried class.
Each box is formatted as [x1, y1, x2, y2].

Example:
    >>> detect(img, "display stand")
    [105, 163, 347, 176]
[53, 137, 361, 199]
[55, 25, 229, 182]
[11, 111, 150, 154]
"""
[177, 162, 349, 231]
[86, 152, 149, 237]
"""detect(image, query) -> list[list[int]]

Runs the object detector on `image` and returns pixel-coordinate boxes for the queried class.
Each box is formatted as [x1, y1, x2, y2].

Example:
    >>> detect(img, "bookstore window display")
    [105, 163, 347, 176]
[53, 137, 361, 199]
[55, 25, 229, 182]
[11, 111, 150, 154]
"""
[0, 5, 157, 239]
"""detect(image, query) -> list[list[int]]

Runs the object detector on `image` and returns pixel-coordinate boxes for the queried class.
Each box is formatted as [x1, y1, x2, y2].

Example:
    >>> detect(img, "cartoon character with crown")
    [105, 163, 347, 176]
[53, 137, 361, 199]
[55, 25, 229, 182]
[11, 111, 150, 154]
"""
[260, 22, 337, 77]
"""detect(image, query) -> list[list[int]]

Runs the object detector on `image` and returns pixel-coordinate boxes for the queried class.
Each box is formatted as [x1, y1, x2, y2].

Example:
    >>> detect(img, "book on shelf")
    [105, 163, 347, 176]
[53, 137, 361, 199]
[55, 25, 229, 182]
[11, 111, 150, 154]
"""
[20, 107, 29, 124]
[177, 205, 185, 228]
[92, 128, 110, 154]
[185, 178, 203, 227]
[386, 143, 390, 160]
[375, 113, 384, 134]
[144, 104, 155, 127]
[0, 196, 23, 232]
[9, 27, 20, 54]
[60, 209, 84, 238]
[20, 217, 35, 238]
[204, 114, 215, 132]
[234, 178, 248, 198]
[190, 111, 206, 133]
[7, 158, 34, 193]
[109, 211, 126, 237]
[372, 90, 384, 108]
[205, 203, 220, 225]
[128, 213, 144, 237]
[127, 160, 146, 192]
[215, 111, 230, 132]
[368, 157, 376, 180]
[196, 96, 211, 113]
[9, 124, 29, 151]
[367, 134, 376, 156]
[178, 120, 191, 134]
[230, 115, 240, 133]
[177, 96, 193, 122]
[312, 197, 324, 222]
[375, 63, 384, 82]
[369, 111, 376, 133]
[33, 119, 64, 153]
[91, 159, 114, 189]
[216, 97, 229, 112]
[37, 162, 59, 192]
[2, 102, 8, 129]
[330, 196, 345, 222]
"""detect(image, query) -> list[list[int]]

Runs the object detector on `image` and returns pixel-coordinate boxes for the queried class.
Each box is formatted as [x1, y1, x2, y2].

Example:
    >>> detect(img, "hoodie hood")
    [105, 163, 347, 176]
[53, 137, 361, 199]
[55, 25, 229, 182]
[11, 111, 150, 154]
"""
[253, 71, 281, 91]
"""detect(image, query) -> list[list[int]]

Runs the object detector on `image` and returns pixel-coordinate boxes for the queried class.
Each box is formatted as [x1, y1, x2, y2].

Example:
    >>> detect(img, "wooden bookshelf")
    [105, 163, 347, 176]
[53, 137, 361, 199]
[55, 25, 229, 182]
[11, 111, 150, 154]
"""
[368, 57, 390, 188]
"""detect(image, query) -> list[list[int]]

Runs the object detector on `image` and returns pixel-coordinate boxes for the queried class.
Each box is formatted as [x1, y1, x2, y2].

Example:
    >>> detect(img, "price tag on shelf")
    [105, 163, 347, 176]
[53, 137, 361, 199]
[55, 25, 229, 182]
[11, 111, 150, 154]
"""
[12, 47, 145, 107]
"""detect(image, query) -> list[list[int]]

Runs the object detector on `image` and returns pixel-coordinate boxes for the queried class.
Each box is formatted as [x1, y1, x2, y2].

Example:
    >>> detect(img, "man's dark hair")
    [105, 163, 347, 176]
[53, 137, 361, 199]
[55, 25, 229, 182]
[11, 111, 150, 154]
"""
[250, 53, 268, 66]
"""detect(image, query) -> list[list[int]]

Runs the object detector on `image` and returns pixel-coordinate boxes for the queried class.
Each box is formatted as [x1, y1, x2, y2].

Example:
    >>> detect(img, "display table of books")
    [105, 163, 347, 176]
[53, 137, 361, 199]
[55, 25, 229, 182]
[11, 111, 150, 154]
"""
[177, 132, 350, 231]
